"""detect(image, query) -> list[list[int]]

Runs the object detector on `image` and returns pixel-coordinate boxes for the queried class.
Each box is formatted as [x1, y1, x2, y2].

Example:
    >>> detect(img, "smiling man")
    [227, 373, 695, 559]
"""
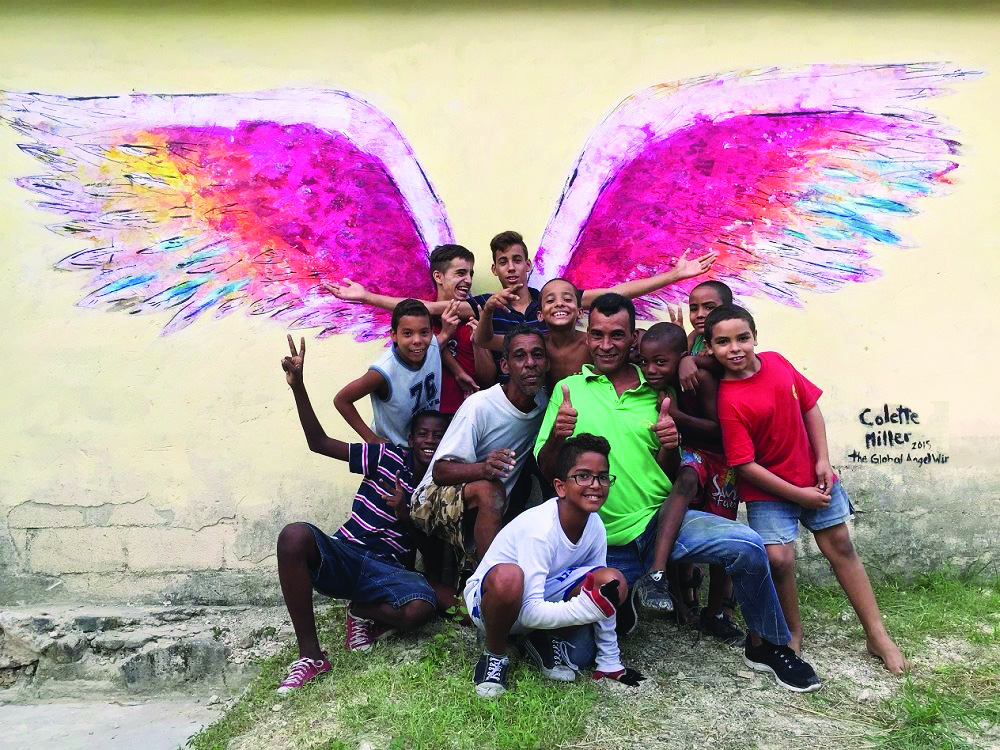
[410, 325, 550, 566]
[534, 293, 822, 693]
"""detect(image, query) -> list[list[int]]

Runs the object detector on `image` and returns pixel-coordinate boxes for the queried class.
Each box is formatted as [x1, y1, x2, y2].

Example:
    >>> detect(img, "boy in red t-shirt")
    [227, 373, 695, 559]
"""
[704, 304, 905, 674]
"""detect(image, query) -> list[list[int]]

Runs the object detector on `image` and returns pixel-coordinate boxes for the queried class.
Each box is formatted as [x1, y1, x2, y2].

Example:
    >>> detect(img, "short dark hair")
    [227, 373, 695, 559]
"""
[429, 244, 475, 278]
[554, 433, 611, 481]
[539, 277, 579, 298]
[588, 293, 636, 332]
[409, 409, 450, 436]
[641, 322, 687, 354]
[391, 298, 432, 332]
[691, 280, 734, 305]
[703, 304, 757, 342]
[501, 323, 546, 360]
[490, 230, 528, 261]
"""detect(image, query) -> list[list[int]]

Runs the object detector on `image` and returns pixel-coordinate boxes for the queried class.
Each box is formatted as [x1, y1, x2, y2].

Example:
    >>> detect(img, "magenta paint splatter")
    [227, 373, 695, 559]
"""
[532, 63, 976, 315]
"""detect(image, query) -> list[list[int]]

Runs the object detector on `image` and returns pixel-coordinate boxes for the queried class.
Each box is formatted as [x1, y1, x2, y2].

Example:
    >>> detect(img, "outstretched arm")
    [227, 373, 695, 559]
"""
[333, 368, 390, 444]
[579, 250, 717, 307]
[326, 278, 474, 319]
[281, 335, 349, 461]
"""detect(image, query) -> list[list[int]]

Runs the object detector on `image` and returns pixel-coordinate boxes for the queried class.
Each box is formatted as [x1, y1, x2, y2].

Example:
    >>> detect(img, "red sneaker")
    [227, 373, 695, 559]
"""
[276, 656, 331, 695]
[344, 609, 397, 652]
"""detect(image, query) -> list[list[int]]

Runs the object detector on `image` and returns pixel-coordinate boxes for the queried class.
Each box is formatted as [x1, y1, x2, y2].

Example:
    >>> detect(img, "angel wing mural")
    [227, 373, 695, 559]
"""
[0, 89, 451, 341]
[0, 63, 977, 341]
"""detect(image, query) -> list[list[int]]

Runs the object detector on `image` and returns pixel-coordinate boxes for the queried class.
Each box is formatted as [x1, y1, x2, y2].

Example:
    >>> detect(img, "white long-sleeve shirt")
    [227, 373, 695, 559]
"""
[464, 498, 623, 673]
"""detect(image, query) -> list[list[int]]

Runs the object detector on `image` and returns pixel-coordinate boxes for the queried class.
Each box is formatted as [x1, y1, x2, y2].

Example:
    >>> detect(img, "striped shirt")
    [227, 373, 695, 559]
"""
[471, 287, 547, 337]
[334, 443, 418, 565]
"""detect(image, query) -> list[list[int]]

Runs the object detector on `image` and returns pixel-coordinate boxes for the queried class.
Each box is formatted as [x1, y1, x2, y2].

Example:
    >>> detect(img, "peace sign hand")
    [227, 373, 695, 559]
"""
[668, 304, 686, 331]
[281, 334, 307, 388]
[382, 473, 409, 522]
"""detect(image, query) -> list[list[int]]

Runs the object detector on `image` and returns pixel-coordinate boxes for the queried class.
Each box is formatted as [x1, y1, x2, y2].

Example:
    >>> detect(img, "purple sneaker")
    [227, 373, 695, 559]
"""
[276, 656, 331, 695]
[345, 609, 396, 652]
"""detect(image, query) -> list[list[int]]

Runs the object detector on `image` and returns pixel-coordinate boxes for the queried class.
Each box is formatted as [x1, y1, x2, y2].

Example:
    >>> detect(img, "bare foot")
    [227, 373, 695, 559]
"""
[789, 636, 803, 655]
[867, 636, 908, 674]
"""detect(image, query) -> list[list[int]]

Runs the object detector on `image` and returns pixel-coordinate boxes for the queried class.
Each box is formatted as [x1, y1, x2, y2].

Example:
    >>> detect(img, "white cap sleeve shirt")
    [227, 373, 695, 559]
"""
[369, 336, 442, 446]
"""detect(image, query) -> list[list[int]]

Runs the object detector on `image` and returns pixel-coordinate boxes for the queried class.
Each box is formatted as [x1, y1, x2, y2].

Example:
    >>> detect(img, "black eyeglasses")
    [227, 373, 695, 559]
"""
[568, 472, 616, 488]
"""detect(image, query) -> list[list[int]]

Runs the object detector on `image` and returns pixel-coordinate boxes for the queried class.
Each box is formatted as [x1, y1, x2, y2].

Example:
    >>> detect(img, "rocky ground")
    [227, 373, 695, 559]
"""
[0, 603, 291, 700]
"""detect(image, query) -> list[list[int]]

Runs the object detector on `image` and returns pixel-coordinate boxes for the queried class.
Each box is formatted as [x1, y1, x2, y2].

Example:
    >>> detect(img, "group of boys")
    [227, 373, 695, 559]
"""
[274, 231, 905, 700]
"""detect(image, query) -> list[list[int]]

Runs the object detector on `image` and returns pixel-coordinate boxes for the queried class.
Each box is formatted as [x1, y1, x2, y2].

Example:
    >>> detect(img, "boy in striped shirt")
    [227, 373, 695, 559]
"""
[275, 335, 451, 695]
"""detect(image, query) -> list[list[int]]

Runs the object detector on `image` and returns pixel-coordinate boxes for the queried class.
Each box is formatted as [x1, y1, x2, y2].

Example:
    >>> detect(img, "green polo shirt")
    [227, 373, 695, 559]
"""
[534, 364, 675, 546]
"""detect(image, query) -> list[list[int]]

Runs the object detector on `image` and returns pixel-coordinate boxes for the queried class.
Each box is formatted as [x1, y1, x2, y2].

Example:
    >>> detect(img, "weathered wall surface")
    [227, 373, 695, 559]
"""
[1, 2, 998, 605]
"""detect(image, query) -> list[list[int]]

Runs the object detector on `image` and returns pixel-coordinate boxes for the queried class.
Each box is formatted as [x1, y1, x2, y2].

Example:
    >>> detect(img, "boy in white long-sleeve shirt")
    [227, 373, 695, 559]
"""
[463, 433, 646, 698]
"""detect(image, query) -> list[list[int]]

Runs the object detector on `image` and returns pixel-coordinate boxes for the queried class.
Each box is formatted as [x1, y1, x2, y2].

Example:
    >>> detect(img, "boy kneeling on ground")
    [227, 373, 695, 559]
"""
[463, 433, 645, 698]
[274, 335, 451, 695]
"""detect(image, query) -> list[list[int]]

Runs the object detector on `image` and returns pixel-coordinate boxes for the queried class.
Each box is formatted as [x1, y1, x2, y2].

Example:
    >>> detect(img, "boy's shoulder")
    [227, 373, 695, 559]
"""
[759, 350, 793, 368]
[350, 442, 412, 472]
[499, 498, 557, 541]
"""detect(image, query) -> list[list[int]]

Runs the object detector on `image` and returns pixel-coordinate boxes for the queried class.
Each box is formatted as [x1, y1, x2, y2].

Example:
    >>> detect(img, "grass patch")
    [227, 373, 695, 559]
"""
[189, 606, 597, 750]
[800, 569, 1000, 749]
[799, 568, 1000, 648]
[876, 665, 1000, 749]
[191, 570, 1000, 750]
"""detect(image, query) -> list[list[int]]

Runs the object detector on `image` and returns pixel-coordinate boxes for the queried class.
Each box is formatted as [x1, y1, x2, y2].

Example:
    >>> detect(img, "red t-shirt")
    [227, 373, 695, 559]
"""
[717, 351, 829, 503]
[436, 321, 476, 414]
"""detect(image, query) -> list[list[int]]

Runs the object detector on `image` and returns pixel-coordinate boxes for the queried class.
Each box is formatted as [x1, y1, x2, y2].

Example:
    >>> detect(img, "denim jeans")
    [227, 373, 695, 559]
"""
[306, 524, 436, 608]
[606, 510, 791, 645]
[746, 480, 855, 545]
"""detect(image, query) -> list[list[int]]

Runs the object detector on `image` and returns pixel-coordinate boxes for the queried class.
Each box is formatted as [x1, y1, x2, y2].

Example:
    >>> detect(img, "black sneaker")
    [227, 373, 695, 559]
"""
[474, 651, 510, 698]
[615, 579, 640, 637]
[743, 637, 822, 693]
[638, 570, 675, 613]
[523, 631, 578, 682]
[700, 609, 745, 646]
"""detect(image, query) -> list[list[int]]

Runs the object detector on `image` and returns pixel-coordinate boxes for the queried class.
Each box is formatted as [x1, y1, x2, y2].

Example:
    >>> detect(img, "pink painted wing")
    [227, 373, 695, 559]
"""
[1, 90, 451, 340]
[530, 63, 978, 313]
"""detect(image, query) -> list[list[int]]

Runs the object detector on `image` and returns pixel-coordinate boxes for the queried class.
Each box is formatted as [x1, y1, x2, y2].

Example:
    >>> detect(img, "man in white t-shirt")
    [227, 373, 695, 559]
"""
[411, 324, 548, 564]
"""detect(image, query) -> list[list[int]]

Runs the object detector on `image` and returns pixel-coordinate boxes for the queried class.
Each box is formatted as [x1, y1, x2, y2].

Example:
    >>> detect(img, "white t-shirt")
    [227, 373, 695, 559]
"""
[369, 337, 441, 446]
[414, 383, 547, 498]
[463, 498, 623, 673]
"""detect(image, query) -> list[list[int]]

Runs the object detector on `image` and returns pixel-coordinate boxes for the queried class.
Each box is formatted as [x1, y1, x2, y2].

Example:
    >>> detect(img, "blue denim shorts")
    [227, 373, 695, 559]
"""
[745, 480, 855, 545]
[306, 524, 436, 609]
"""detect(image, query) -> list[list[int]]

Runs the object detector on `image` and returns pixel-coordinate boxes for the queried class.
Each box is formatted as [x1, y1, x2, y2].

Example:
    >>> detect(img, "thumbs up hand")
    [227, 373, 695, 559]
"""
[653, 396, 679, 450]
[554, 385, 578, 438]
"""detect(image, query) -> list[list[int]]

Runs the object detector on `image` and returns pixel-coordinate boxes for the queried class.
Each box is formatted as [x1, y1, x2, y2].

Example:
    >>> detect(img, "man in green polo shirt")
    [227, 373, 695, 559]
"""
[534, 294, 821, 693]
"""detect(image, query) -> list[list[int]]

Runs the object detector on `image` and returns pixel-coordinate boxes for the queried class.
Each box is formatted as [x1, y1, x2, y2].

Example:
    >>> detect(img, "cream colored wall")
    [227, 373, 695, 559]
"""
[1, 2, 998, 602]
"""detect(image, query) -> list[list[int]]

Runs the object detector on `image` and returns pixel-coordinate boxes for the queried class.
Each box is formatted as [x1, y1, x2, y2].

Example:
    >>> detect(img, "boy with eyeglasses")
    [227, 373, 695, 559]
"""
[463, 434, 644, 698]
